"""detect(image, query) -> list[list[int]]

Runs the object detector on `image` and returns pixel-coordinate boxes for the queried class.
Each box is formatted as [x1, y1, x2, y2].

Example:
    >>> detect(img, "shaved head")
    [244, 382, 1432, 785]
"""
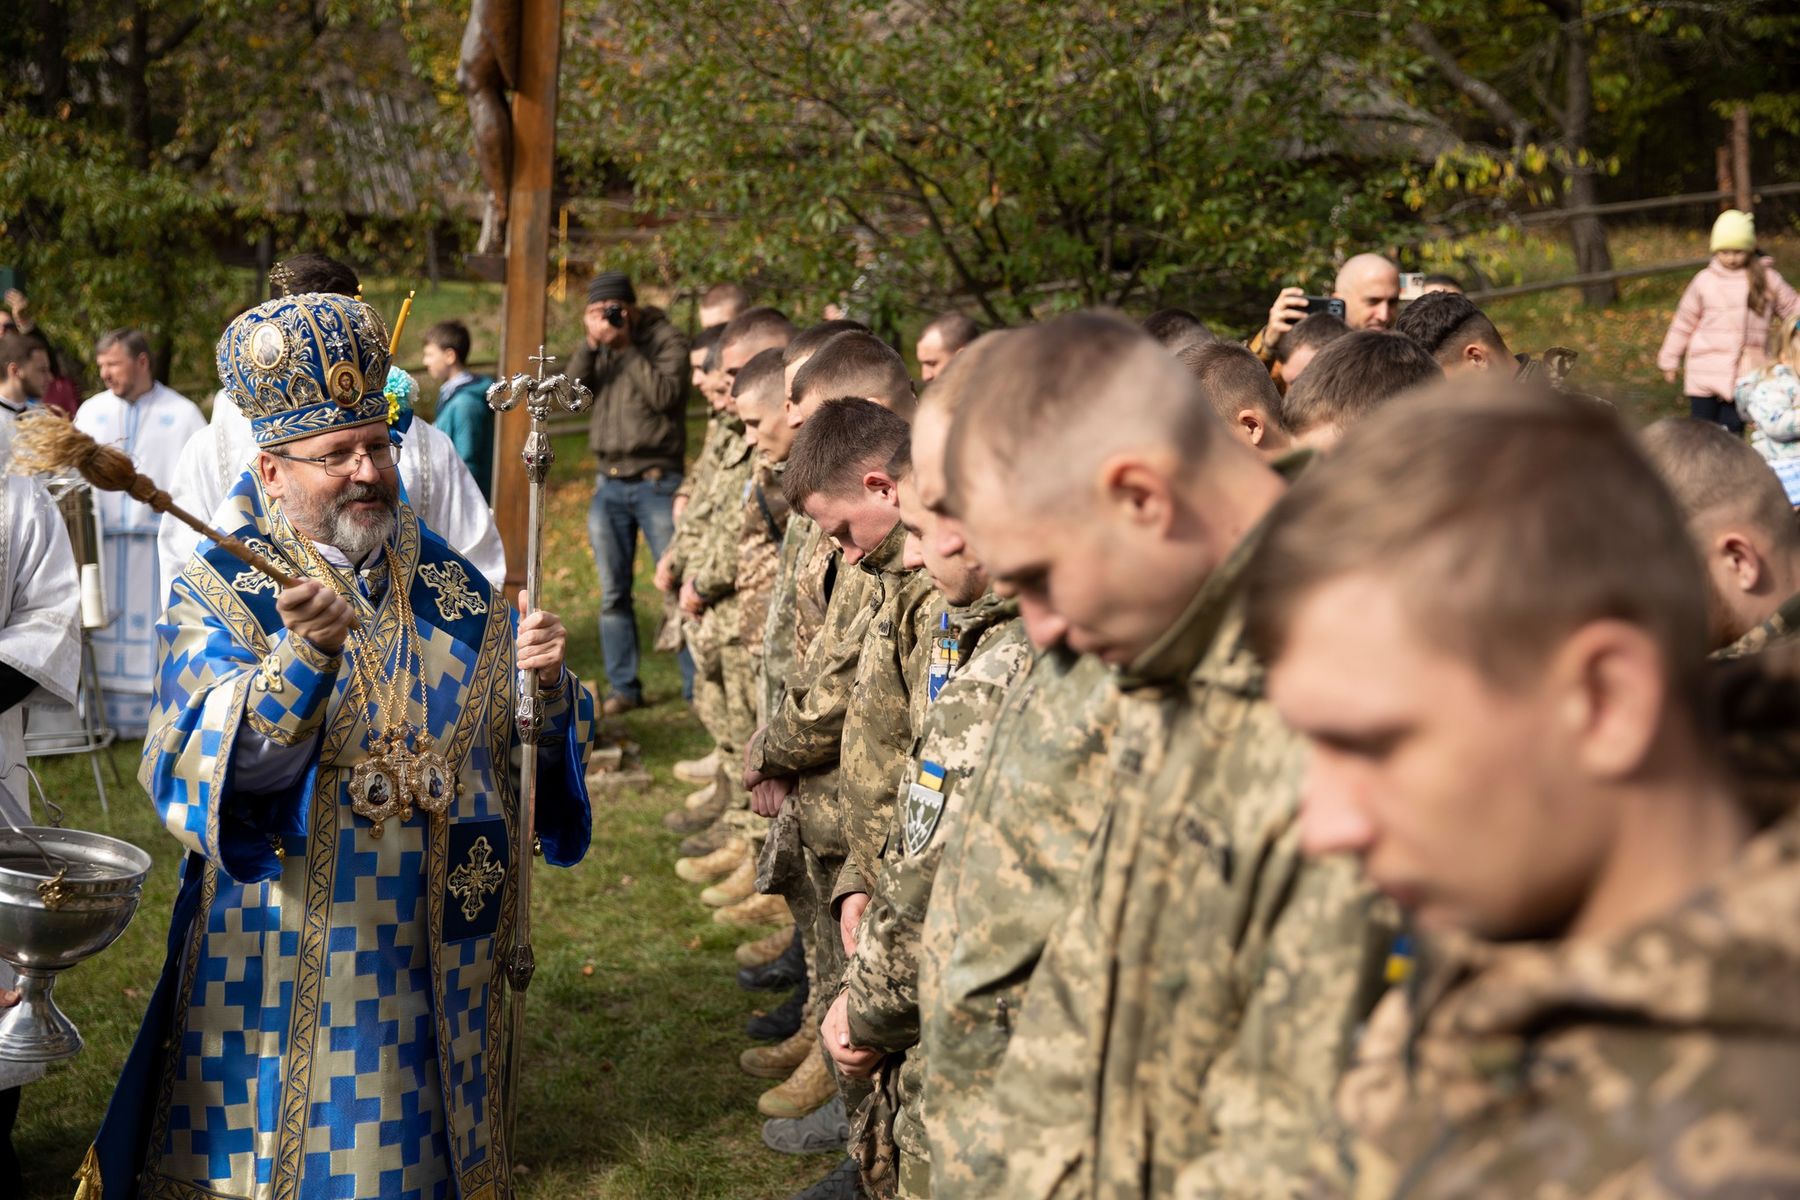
[1333, 253, 1401, 331]
[946, 309, 1284, 661]
[1640, 417, 1800, 647]
[943, 312, 1223, 515]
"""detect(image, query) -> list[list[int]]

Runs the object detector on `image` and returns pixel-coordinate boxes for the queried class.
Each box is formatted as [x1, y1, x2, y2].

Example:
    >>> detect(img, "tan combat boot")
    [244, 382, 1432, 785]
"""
[674, 838, 747, 884]
[757, 1044, 836, 1119]
[715, 890, 789, 927]
[682, 781, 719, 811]
[736, 924, 798, 968]
[674, 750, 719, 785]
[741, 1019, 818, 1080]
[699, 857, 757, 908]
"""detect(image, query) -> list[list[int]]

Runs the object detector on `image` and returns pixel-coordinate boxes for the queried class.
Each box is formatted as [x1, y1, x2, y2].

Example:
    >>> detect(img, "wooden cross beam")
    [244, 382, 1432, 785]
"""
[493, 0, 565, 597]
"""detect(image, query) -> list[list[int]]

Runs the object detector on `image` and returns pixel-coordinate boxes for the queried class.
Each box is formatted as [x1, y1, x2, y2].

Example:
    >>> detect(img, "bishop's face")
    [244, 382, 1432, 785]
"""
[261, 423, 400, 560]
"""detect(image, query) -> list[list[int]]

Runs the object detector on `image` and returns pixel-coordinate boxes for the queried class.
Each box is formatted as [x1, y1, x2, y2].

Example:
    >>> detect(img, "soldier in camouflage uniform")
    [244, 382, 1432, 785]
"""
[938, 314, 1389, 1199]
[912, 340, 1121, 1199]
[822, 348, 1034, 1199]
[659, 338, 740, 786]
[746, 333, 921, 1030]
[1246, 381, 1800, 1199]
[1639, 417, 1800, 659]
[735, 360, 797, 726]
[775, 397, 937, 1021]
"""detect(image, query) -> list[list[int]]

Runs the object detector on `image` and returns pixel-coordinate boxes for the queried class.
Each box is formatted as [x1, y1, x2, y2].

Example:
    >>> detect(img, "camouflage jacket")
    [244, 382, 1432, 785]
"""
[752, 520, 878, 860]
[1716, 588, 1800, 660]
[760, 511, 816, 723]
[665, 415, 744, 583]
[833, 521, 940, 904]
[1340, 810, 1800, 1200]
[917, 645, 1119, 1197]
[737, 458, 791, 659]
[978, 524, 1390, 1200]
[843, 595, 1032, 1161]
[690, 432, 756, 611]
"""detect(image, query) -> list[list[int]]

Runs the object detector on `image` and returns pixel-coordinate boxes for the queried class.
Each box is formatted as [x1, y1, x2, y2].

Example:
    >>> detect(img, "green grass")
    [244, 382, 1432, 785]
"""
[15, 424, 824, 1199]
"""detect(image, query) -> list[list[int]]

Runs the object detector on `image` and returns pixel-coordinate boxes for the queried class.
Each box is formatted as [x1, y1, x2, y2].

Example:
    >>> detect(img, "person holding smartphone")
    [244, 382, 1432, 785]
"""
[1250, 252, 1402, 368]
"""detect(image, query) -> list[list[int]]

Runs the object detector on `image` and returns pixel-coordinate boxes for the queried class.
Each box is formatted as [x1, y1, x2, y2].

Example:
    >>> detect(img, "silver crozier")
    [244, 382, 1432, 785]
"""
[486, 347, 591, 1167]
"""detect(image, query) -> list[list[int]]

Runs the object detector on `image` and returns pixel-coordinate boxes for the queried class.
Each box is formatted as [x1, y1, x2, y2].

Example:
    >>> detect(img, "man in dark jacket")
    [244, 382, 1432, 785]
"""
[571, 270, 691, 713]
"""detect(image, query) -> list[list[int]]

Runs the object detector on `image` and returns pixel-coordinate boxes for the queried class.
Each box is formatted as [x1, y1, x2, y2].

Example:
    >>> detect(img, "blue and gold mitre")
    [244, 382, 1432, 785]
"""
[216, 292, 393, 447]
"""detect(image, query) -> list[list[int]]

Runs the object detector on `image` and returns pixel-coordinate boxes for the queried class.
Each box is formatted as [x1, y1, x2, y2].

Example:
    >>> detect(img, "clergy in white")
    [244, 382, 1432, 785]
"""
[0, 472, 81, 1097]
[157, 376, 506, 591]
[74, 329, 205, 735]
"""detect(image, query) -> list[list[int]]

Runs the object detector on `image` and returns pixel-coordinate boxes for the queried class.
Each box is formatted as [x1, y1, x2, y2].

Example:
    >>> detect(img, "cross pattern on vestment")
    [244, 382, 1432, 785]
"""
[447, 836, 505, 922]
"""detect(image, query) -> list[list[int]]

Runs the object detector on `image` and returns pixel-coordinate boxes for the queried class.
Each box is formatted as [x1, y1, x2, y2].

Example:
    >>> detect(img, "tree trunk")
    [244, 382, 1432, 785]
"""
[1558, 0, 1615, 306]
[1731, 103, 1752, 212]
[124, 1, 152, 170]
[33, 0, 68, 115]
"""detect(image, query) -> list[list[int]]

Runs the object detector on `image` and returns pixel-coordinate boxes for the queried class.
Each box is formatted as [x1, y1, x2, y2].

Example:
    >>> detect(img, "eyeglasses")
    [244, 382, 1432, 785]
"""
[271, 443, 399, 477]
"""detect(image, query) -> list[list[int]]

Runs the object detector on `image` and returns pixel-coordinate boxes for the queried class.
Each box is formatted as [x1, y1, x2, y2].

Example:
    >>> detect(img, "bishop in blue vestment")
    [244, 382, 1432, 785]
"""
[82, 292, 593, 1200]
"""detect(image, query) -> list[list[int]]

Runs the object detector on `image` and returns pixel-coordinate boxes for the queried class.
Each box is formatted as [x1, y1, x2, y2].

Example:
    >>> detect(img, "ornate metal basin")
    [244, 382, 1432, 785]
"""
[0, 827, 152, 1061]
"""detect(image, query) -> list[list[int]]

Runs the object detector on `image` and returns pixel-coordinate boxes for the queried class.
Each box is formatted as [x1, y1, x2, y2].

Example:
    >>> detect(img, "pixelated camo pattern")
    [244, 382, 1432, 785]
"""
[948, 531, 1388, 1200]
[843, 599, 1031, 1164]
[917, 645, 1119, 1197]
[1341, 810, 1800, 1199]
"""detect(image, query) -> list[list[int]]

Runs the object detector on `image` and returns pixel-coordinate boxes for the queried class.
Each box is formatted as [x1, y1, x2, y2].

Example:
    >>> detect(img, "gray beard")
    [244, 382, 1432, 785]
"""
[287, 481, 398, 563]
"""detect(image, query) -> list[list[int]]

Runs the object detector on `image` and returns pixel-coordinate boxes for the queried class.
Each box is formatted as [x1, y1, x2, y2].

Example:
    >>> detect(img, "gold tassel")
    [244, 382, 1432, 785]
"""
[71, 1143, 103, 1200]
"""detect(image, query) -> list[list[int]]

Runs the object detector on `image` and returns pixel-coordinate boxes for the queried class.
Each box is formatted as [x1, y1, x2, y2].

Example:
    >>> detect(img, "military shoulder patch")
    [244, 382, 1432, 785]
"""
[902, 761, 949, 856]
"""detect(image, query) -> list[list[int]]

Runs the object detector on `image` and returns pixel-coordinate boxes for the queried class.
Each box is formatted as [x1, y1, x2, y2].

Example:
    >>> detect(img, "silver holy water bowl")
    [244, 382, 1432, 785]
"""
[0, 827, 152, 1061]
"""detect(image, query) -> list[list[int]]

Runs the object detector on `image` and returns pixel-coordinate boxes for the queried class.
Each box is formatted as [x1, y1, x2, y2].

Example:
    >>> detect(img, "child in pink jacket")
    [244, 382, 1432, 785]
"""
[1658, 209, 1800, 432]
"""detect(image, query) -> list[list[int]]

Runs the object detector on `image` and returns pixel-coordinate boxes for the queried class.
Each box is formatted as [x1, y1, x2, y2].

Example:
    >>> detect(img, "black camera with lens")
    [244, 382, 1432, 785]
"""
[601, 303, 627, 329]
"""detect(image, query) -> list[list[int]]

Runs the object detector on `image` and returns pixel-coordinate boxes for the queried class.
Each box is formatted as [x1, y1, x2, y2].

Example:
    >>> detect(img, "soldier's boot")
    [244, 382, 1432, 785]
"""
[741, 1015, 818, 1080]
[739, 927, 805, 991]
[761, 1095, 849, 1154]
[683, 781, 719, 811]
[747, 976, 809, 1041]
[736, 924, 798, 969]
[663, 783, 728, 833]
[674, 750, 719, 785]
[787, 1156, 865, 1199]
[715, 890, 789, 927]
[699, 858, 758, 908]
[757, 1044, 836, 1119]
[679, 819, 737, 859]
[674, 838, 747, 884]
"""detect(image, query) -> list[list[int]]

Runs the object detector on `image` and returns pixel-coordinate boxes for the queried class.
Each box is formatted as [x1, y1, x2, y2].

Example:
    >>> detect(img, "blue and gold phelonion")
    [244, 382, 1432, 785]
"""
[215, 291, 394, 448]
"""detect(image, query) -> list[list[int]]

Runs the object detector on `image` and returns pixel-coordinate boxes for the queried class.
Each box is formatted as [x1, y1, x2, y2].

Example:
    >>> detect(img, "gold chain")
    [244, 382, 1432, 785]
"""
[277, 507, 449, 835]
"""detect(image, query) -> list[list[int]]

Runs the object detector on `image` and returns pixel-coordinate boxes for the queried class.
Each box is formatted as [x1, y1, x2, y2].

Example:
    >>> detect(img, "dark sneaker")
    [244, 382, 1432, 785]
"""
[787, 1158, 864, 1200]
[762, 1096, 849, 1155]
[739, 928, 805, 992]
[747, 976, 809, 1041]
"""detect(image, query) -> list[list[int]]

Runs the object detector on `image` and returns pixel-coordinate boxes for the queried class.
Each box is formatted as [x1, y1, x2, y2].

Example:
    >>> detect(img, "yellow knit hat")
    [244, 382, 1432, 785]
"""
[1711, 209, 1756, 252]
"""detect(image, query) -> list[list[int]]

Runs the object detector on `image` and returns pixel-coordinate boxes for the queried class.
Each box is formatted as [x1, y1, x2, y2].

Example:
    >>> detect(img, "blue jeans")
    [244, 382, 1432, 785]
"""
[587, 470, 683, 703]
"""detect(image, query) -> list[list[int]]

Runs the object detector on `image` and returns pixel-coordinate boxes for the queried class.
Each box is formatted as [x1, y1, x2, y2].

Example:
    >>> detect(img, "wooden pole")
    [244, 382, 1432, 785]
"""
[493, 0, 564, 597]
[1731, 103, 1753, 214]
